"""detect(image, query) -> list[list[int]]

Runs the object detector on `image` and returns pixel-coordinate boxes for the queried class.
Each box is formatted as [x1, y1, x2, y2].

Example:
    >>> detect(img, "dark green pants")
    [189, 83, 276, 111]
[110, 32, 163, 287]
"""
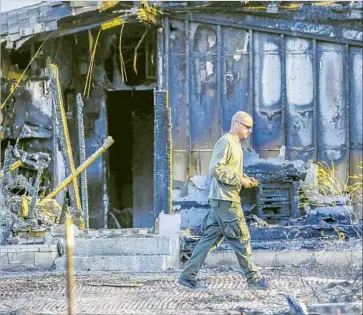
[180, 199, 260, 282]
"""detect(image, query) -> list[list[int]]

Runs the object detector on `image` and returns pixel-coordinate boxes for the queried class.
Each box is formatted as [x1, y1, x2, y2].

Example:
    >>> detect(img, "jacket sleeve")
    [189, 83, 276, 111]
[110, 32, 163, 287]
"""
[209, 137, 241, 185]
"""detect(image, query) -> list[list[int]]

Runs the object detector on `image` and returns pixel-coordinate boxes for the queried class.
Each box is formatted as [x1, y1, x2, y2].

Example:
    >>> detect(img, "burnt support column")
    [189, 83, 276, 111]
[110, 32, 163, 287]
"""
[154, 90, 172, 220]
[76, 93, 89, 229]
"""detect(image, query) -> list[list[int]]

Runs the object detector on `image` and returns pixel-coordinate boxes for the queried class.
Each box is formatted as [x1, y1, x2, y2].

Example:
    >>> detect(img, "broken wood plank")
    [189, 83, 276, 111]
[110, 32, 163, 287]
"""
[40, 136, 114, 202]
[86, 283, 143, 288]
[49, 63, 83, 227]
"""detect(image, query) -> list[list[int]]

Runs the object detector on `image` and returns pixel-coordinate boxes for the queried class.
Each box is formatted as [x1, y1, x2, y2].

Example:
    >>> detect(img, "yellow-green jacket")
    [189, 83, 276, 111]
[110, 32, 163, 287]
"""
[208, 133, 243, 202]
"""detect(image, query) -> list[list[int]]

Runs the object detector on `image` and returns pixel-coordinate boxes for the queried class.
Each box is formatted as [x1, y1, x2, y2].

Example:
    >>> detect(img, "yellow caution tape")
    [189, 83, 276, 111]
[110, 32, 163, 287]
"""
[7, 71, 28, 82]
[99, 1, 118, 12]
[101, 17, 126, 30]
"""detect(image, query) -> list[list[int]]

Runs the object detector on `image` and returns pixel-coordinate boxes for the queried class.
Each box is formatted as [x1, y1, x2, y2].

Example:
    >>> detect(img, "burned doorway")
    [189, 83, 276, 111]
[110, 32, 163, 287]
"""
[107, 90, 154, 228]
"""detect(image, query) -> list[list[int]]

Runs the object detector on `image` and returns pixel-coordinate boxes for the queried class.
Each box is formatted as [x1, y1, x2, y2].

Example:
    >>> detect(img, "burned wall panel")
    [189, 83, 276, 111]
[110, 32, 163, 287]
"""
[253, 32, 285, 159]
[317, 42, 349, 182]
[350, 47, 363, 165]
[190, 23, 218, 176]
[222, 27, 250, 134]
[168, 13, 362, 223]
[350, 47, 363, 217]
[169, 19, 188, 182]
[1, 78, 53, 189]
[285, 37, 315, 161]
[168, 17, 361, 182]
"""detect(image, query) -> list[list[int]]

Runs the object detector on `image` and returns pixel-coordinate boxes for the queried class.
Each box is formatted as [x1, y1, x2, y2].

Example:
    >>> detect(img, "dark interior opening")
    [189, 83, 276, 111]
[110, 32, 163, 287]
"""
[240, 187, 258, 215]
[104, 28, 156, 86]
[107, 90, 154, 228]
[261, 207, 282, 214]
[10, 49, 31, 70]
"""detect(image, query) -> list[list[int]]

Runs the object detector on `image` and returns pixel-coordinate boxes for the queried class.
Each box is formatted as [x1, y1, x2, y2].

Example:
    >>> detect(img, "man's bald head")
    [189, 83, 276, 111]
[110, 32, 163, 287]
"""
[231, 111, 253, 127]
[229, 111, 253, 140]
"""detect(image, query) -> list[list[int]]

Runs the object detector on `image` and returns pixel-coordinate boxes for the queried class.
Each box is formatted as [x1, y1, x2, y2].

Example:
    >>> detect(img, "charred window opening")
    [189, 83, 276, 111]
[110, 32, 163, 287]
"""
[10, 49, 31, 71]
[104, 29, 156, 87]
[107, 90, 154, 229]
[9, 43, 45, 77]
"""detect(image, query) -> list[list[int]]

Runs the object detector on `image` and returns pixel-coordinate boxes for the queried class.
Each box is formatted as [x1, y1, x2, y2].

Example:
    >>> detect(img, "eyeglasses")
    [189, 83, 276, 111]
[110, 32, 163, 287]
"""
[236, 120, 252, 131]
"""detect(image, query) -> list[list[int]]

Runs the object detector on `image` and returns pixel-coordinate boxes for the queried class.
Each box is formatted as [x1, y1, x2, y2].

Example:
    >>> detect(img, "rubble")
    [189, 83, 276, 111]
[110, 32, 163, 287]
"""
[154, 210, 181, 237]
[0, 145, 54, 244]
[0, 70, 114, 244]
[246, 214, 269, 228]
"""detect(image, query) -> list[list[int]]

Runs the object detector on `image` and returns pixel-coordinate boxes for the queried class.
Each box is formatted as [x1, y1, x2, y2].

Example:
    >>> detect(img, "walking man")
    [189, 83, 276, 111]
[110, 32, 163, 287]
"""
[178, 111, 268, 290]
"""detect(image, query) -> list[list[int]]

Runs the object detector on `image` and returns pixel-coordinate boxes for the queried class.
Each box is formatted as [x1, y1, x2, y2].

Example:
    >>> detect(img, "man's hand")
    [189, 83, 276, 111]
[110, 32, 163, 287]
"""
[249, 177, 259, 187]
[240, 175, 259, 188]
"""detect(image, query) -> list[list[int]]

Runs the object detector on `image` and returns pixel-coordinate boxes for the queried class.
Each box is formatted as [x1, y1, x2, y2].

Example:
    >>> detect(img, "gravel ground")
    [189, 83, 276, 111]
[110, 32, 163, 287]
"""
[0, 264, 362, 315]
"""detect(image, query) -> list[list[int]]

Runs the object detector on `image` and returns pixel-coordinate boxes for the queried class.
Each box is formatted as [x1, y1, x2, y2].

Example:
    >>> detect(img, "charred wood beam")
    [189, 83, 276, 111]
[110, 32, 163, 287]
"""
[28, 162, 47, 219]
[154, 90, 172, 218]
[40, 136, 114, 203]
[76, 93, 89, 229]
[157, 26, 164, 89]
[1, 145, 13, 203]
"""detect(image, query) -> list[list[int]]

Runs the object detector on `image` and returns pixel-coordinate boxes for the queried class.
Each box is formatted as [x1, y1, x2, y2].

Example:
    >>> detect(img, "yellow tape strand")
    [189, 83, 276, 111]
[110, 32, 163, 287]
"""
[119, 23, 127, 83]
[1, 38, 48, 110]
[133, 29, 148, 75]
[51, 64, 82, 211]
[83, 28, 102, 98]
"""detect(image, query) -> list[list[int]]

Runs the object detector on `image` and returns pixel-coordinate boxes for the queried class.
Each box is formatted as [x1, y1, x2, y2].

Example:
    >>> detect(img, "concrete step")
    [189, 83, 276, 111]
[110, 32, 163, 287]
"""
[0, 244, 58, 271]
[55, 254, 180, 272]
[72, 237, 179, 257]
[204, 248, 362, 269]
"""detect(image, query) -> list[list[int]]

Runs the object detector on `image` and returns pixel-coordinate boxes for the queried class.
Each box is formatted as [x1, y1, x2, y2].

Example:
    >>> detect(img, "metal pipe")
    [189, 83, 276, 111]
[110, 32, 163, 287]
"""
[157, 26, 164, 89]
[75, 94, 89, 229]
[184, 19, 191, 190]
[281, 34, 287, 156]
[216, 24, 223, 136]
[311, 39, 319, 160]
[164, 16, 170, 90]
[249, 29, 254, 150]
[312, 39, 319, 160]
[40, 136, 114, 203]
[345, 44, 351, 185]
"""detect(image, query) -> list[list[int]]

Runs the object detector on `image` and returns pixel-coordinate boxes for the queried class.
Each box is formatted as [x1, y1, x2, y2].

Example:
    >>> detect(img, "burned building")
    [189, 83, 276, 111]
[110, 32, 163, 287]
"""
[1, 1, 362, 232]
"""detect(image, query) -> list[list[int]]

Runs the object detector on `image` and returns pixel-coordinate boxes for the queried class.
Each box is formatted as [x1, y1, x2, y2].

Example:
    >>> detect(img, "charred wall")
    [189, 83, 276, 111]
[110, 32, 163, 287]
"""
[1, 3, 362, 230]
[1, 22, 157, 229]
[1, 33, 109, 229]
[165, 14, 362, 221]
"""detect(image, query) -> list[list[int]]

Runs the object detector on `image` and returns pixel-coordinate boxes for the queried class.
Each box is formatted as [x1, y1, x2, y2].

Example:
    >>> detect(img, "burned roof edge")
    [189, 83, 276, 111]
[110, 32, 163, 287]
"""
[0, 1, 101, 49]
